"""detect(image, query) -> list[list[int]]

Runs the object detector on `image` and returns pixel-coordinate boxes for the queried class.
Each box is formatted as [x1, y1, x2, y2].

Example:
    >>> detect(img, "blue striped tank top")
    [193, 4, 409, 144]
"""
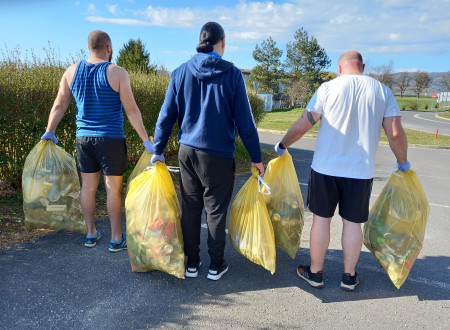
[70, 60, 124, 138]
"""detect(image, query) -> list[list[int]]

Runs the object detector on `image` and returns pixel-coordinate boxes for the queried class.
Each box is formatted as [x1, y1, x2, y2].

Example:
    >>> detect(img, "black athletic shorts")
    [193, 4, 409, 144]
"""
[307, 169, 373, 223]
[76, 136, 127, 176]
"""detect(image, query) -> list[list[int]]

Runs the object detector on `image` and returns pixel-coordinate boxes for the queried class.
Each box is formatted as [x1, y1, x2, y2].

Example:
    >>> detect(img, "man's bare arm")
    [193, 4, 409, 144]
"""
[382, 116, 408, 164]
[280, 110, 321, 148]
[117, 69, 150, 142]
[45, 67, 74, 132]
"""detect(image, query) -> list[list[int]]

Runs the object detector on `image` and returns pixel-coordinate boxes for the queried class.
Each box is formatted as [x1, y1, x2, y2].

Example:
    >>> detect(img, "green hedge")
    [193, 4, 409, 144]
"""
[0, 55, 265, 185]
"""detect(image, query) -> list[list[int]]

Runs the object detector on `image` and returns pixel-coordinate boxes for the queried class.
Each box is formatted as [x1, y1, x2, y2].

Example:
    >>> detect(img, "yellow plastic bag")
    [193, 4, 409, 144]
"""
[127, 150, 152, 189]
[263, 150, 305, 259]
[22, 140, 86, 234]
[126, 137, 154, 188]
[125, 162, 185, 279]
[363, 169, 429, 289]
[229, 167, 276, 274]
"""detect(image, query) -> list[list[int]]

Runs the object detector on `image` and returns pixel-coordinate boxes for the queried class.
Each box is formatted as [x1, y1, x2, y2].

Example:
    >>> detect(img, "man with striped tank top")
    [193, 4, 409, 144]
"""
[41, 30, 153, 252]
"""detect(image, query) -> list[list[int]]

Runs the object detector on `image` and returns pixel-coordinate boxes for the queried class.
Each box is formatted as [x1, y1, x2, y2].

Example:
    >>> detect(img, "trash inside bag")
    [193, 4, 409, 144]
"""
[229, 167, 276, 274]
[363, 169, 429, 289]
[22, 140, 86, 234]
[263, 150, 304, 259]
[125, 162, 185, 279]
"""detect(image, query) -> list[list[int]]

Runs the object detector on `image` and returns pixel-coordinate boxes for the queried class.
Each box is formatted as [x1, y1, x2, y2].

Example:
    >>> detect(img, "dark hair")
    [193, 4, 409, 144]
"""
[196, 22, 225, 53]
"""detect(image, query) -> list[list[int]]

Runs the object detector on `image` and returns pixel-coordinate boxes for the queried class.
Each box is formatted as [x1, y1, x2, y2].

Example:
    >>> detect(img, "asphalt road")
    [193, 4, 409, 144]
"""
[1, 132, 449, 329]
[400, 110, 450, 136]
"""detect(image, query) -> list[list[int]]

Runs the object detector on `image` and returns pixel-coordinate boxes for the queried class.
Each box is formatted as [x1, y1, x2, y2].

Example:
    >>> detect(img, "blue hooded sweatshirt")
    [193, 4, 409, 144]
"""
[153, 53, 262, 163]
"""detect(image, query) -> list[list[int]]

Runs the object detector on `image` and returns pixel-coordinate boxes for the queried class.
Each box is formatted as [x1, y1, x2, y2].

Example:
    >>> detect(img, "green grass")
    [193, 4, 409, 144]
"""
[395, 96, 440, 111]
[437, 111, 450, 120]
[258, 107, 450, 147]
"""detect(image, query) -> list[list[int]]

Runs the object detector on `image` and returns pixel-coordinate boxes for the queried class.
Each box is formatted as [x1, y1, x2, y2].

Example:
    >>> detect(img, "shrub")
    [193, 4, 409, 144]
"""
[401, 105, 406, 111]
[435, 102, 440, 109]
[424, 103, 429, 110]
[408, 101, 419, 110]
[0, 49, 267, 185]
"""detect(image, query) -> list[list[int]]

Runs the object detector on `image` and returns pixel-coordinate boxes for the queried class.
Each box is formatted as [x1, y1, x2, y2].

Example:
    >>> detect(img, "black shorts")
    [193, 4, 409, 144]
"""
[307, 169, 373, 223]
[76, 136, 127, 176]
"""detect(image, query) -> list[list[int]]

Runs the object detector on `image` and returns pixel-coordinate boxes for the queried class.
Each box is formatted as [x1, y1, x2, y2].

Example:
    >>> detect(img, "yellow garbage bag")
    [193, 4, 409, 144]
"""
[229, 167, 276, 274]
[127, 150, 152, 189]
[126, 137, 154, 188]
[263, 150, 305, 259]
[363, 169, 429, 289]
[22, 140, 86, 234]
[125, 162, 185, 279]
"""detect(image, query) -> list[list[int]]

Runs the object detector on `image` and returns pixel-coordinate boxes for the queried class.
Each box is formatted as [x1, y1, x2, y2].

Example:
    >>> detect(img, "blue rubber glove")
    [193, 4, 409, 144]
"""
[40, 132, 58, 144]
[274, 142, 286, 156]
[151, 154, 165, 165]
[397, 160, 411, 172]
[143, 140, 154, 154]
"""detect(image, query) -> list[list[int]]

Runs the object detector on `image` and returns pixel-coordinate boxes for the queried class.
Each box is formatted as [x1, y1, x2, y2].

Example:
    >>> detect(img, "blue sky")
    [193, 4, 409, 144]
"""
[1, 0, 449, 73]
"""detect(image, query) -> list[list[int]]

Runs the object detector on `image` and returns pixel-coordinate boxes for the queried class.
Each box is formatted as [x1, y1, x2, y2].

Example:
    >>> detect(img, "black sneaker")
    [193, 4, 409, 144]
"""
[207, 261, 228, 281]
[109, 234, 127, 252]
[85, 230, 101, 248]
[341, 272, 360, 291]
[185, 260, 202, 278]
[297, 265, 324, 288]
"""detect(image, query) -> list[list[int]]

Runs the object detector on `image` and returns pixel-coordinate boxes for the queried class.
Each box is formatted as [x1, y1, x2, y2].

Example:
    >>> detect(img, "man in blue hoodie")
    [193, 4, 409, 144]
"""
[152, 22, 264, 281]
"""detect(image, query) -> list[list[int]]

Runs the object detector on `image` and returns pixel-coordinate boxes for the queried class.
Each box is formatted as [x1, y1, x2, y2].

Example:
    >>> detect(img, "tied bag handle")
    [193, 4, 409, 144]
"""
[257, 175, 271, 195]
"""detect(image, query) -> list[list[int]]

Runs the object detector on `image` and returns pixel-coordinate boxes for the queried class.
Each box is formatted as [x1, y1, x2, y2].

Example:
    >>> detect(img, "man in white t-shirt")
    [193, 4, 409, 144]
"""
[275, 51, 410, 291]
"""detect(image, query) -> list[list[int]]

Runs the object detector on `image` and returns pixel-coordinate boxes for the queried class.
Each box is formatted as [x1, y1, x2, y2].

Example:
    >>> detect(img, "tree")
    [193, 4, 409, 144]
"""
[250, 37, 284, 94]
[116, 38, 155, 74]
[412, 71, 431, 98]
[368, 61, 394, 89]
[285, 28, 331, 87]
[396, 72, 411, 98]
[442, 71, 450, 91]
[286, 79, 310, 107]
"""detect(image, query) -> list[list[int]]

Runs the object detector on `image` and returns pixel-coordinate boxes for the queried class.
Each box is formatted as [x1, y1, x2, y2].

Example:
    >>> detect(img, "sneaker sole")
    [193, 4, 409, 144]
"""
[297, 268, 324, 288]
[85, 242, 97, 248]
[109, 247, 127, 252]
[185, 261, 201, 278]
[341, 281, 359, 291]
[207, 265, 228, 281]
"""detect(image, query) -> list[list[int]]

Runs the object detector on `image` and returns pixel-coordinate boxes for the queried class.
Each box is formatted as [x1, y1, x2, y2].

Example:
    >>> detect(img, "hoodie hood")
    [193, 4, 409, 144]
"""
[187, 53, 234, 81]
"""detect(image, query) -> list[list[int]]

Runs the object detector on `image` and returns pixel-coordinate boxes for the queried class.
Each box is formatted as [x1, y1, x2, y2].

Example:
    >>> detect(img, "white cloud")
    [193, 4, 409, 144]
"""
[83, 0, 450, 57]
[107, 4, 119, 15]
[389, 33, 400, 41]
[87, 4, 96, 14]
[86, 16, 151, 26]
[395, 68, 421, 73]
[227, 45, 240, 52]
[75, 2, 80, 6]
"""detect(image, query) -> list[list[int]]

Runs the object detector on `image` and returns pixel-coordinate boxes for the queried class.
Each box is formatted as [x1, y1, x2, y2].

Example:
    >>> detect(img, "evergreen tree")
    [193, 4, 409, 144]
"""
[250, 37, 284, 94]
[116, 39, 155, 74]
[285, 28, 330, 88]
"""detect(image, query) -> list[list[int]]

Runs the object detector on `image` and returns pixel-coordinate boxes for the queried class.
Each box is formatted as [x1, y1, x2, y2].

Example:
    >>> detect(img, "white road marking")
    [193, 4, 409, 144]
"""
[413, 113, 450, 125]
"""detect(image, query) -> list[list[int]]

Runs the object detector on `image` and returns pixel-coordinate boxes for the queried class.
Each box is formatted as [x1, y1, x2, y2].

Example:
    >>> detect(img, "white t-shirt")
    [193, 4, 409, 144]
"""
[306, 74, 400, 179]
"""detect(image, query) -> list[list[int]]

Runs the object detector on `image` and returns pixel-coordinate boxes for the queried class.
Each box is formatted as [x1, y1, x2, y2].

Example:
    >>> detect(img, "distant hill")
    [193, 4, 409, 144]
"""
[392, 72, 449, 95]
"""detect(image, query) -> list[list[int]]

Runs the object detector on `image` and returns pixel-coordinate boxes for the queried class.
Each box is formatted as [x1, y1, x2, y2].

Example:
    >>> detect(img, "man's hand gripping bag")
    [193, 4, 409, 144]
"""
[263, 150, 305, 259]
[22, 140, 86, 234]
[229, 167, 276, 274]
[125, 162, 185, 279]
[363, 169, 429, 289]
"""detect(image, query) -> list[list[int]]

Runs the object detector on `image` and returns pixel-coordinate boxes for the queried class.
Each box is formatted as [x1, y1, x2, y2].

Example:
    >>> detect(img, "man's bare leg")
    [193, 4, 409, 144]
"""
[80, 172, 100, 236]
[341, 218, 362, 275]
[104, 175, 124, 242]
[310, 214, 332, 273]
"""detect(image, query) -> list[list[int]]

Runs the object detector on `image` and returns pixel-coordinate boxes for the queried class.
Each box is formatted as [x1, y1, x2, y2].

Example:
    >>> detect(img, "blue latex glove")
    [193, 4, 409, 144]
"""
[151, 154, 165, 165]
[143, 140, 154, 154]
[274, 142, 286, 156]
[40, 131, 58, 144]
[397, 160, 411, 172]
